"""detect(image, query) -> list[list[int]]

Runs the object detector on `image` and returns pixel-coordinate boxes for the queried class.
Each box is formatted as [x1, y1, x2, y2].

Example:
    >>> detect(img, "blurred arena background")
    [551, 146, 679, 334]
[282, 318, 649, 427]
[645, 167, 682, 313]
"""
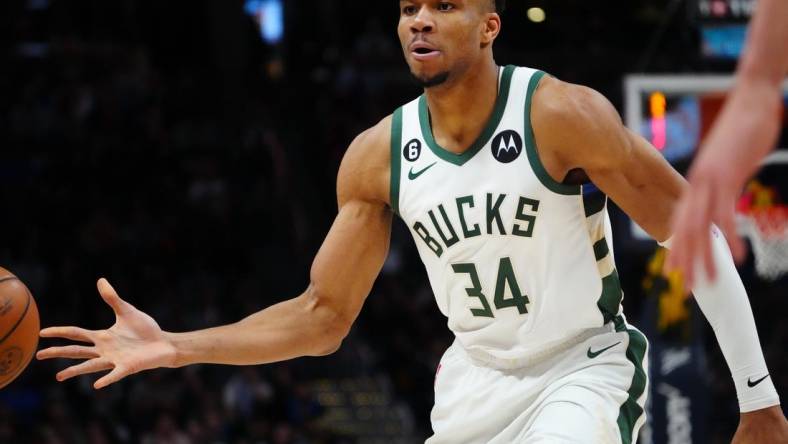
[0, 0, 786, 442]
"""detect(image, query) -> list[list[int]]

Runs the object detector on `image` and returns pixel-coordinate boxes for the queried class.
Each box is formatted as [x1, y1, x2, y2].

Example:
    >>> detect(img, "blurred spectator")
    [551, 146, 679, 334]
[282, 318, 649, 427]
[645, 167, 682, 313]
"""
[0, 1, 784, 443]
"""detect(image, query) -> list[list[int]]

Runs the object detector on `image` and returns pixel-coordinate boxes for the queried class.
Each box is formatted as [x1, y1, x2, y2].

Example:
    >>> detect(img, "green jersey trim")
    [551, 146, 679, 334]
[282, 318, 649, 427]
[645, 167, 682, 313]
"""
[597, 269, 623, 324]
[523, 71, 582, 196]
[593, 238, 610, 261]
[417, 65, 516, 166]
[615, 321, 648, 444]
[390, 107, 403, 215]
[583, 187, 607, 217]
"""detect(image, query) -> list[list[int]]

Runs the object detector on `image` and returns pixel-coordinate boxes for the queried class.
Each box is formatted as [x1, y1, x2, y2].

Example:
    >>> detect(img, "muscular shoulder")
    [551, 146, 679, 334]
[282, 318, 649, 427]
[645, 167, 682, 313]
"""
[531, 76, 629, 171]
[336, 115, 392, 208]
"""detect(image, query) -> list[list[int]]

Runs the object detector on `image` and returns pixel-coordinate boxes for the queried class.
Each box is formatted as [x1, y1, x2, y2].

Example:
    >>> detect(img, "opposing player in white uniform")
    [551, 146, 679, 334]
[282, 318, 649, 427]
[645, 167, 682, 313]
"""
[38, 0, 786, 442]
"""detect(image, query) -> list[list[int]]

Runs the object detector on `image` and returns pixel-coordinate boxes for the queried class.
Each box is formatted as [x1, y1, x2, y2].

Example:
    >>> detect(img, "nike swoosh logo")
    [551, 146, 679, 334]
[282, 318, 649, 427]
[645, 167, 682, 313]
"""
[747, 374, 769, 387]
[587, 341, 621, 359]
[408, 162, 437, 180]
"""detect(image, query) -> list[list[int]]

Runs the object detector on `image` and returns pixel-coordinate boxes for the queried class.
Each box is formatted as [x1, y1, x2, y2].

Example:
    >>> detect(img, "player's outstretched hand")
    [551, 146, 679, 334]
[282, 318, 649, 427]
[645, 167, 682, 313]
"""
[732, 406, 788, 444]
[666, 158, 746, 287]
[37, 278, 176, 389]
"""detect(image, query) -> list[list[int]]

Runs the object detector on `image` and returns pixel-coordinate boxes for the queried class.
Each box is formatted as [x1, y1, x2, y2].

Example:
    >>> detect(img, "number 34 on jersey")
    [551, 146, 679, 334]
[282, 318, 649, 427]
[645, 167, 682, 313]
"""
[453, 258, 529, 318]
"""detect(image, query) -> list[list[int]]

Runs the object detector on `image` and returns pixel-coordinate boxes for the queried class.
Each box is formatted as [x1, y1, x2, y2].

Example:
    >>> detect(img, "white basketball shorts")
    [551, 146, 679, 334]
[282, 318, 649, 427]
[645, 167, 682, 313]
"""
[428, 319, 649, 444]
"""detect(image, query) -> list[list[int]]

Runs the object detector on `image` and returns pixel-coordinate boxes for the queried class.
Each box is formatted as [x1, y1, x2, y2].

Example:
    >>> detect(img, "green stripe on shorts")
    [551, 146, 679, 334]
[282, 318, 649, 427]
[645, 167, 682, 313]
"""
[616, 320, 648, 444]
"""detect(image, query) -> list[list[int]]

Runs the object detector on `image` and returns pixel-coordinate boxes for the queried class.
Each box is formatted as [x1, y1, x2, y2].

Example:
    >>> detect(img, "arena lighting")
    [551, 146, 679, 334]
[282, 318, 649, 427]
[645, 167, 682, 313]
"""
[527, 7, 546, 23]
[244, 0, 284, 45]
[649, 91, 667, 150]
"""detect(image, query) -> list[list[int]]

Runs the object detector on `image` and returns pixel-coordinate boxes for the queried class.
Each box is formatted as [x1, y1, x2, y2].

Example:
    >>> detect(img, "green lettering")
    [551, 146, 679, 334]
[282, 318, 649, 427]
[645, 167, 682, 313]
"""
[486, 193, 507, 235]
[456, 196, 481, 238]
[452, 263, 494, 318]
[513, 197, 540, 237]
[428, 204, 460, 248]
[494, 257, 529, 314]
[413, 221, 443, 257]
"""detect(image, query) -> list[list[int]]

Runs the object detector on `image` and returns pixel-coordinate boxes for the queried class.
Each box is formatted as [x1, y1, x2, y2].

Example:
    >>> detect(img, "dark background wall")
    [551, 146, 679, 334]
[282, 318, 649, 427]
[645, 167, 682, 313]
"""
[0, 1, 785, 443]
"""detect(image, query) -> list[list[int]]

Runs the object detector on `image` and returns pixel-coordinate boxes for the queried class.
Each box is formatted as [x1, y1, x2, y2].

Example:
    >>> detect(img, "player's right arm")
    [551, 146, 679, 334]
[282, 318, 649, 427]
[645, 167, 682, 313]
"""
[37, 116, 394, 389]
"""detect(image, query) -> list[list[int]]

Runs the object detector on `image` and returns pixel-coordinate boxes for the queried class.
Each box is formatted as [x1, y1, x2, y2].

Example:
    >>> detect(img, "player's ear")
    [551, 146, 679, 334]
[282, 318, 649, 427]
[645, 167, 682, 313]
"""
[480, 12, 501, 46]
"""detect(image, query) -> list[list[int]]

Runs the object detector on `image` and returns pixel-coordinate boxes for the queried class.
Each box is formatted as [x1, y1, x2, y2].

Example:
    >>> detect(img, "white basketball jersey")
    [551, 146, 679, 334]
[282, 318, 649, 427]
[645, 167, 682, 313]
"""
[390, 66, 624, 365]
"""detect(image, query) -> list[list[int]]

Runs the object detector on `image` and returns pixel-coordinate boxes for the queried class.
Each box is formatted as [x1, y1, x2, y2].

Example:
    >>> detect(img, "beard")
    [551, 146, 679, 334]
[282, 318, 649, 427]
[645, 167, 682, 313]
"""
[409, 70, 450, 88]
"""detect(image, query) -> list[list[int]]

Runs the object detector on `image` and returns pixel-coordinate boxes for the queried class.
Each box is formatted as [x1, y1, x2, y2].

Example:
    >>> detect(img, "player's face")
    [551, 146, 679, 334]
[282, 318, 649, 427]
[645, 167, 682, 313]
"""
[398, 0, 494, 88]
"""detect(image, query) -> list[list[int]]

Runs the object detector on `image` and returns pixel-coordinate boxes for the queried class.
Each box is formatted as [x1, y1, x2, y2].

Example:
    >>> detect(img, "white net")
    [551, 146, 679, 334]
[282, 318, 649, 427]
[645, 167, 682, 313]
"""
[739, 209, 788, 281]
[737, 151, 788, 281]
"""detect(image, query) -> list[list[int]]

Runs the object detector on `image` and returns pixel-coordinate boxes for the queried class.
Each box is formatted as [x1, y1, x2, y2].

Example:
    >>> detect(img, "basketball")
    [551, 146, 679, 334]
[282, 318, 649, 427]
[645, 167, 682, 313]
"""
[0, 267, 39, 389]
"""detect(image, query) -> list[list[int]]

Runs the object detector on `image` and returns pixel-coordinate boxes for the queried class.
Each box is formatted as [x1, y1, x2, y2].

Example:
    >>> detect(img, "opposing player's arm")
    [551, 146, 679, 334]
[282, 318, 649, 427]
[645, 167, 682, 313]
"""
[718, 0, 788, 178]
[38, 117, 394, 387]
[667, 0, 788, 283]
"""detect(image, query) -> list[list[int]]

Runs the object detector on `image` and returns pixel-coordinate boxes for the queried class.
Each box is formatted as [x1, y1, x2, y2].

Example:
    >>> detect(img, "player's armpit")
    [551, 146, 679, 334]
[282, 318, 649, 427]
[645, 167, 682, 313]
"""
[531, 78, 687, 241]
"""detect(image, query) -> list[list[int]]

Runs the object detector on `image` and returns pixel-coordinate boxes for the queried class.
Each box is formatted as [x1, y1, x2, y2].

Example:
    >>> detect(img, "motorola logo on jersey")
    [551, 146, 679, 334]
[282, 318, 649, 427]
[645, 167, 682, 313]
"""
[491, 130, 522, 163]
[403, 139, 422, 162]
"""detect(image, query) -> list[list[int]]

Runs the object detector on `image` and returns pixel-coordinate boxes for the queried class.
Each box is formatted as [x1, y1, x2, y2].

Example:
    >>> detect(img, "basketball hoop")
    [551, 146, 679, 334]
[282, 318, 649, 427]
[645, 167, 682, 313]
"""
[738, 206, 788, 281]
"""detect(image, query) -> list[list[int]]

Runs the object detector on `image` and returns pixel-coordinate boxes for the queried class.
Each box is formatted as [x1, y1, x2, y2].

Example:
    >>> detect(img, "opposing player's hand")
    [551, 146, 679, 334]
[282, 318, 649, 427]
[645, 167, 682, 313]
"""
[666, 157, 746, 287]
[732, 406, 788, 443]
[37, 278, 176, 389]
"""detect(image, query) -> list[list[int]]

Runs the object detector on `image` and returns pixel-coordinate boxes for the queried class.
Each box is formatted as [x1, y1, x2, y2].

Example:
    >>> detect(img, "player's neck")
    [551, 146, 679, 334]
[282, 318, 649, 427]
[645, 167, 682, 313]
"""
[423, 59, 500, 156]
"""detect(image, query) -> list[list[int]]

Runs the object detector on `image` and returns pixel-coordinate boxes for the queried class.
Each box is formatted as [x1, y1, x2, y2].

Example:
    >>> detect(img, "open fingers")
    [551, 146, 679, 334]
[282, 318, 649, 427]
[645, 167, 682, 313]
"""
[55, 358, 113, 382]
[699, 222, 716, 283]
[669, 194, 701, 288]
[37, 345, 98, 361]
[40, 326, 96, 343]
[97, 278, 130, 316]
[687, 185, 716, 287]
[716, 200, 747, 264]
[666, 199, 692, 271]
[94, 365, 130, 389]
[727, 227, 747, 264]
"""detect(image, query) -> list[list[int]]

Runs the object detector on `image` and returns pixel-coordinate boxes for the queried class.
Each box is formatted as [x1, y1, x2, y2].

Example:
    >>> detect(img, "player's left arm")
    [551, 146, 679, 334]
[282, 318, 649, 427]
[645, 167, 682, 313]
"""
[532, 77, 787, 440]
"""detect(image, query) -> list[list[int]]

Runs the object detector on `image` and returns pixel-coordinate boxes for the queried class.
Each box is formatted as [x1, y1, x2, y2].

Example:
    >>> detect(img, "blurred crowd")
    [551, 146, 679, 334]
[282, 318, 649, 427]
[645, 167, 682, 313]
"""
[0, 1, 446, 442]
[0, 1, 785, 443]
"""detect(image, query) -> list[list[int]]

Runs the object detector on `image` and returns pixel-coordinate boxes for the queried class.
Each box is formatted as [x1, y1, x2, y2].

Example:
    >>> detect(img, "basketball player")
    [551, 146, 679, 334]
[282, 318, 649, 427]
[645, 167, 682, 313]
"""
[38, 1, 787, 442]
[668, 0, 788, 285]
